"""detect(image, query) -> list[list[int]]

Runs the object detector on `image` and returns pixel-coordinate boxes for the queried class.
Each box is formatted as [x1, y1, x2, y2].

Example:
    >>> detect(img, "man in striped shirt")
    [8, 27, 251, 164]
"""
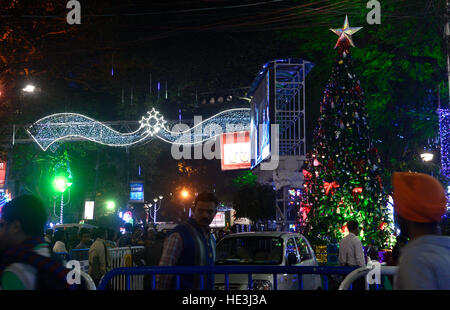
[156, 192, 218, 290]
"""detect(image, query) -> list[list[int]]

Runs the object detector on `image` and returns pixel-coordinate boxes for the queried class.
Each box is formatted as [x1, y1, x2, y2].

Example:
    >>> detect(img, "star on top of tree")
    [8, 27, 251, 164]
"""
[330, 15, 362, 49]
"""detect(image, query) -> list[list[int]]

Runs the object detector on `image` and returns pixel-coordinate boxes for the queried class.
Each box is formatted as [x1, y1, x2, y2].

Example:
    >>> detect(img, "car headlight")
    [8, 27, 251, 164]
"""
[249, 280, 273, 290]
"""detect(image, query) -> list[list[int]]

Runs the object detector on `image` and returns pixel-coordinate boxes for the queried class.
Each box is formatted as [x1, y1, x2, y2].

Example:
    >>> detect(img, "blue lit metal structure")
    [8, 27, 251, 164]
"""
[247, 58, 315, 157]
[248, 59, 314, 229]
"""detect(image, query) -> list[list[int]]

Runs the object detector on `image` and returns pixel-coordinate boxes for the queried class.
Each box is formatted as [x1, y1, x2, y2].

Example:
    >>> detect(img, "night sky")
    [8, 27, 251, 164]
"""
[0, 0, 444, 220]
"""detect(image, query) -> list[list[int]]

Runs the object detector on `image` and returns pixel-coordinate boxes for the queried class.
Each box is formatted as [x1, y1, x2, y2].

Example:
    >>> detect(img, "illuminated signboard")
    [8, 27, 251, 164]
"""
[0, 161, 6, 190]
[84, 201, 94, 220]
[250, 72, 271, 169]
[123, 211, 133, 224]
[130, 181, 144, 202]
[221, 131, 251, 170]
[210, 211, 226, 228]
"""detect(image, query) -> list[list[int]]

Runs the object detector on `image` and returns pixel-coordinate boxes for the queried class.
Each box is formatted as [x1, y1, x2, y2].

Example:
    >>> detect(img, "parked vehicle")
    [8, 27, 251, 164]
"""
[53, 223, 98, 231]
[154, 222, 178, 232]
[215, 232, 322, 290]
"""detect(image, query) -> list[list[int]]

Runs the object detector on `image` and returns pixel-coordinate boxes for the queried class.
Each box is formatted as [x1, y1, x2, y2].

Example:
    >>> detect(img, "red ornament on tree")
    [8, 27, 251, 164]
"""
[352, 187, 363, 203]
[340, 224, 349, 235]
[323, 181, 340, 195]
[378, 222, 387, 231]
[302, 170, 313, 179]
[375, 175, 383, 189]
[327, 160, 335, 171]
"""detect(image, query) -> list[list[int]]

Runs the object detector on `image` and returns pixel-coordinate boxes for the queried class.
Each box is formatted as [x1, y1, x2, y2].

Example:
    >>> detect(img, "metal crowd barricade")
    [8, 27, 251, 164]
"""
[339, 265, 399, 290]
[97, 265, 358, 290]
[80, 271, 97, 290]
[106, 246, 144, 290]
[69, 249, 90, 273]
[54, 252, 69, 263]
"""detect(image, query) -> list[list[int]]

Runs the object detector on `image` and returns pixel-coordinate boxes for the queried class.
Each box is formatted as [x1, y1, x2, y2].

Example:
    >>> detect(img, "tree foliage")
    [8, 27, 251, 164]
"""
[301, 40, 394, 247]
[282, 0, 446, 188]
[233, 184, 276, 222]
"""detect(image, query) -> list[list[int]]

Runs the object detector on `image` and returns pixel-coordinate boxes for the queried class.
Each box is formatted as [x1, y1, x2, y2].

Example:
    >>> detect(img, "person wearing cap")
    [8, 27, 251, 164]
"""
[392, 172, 450, 290]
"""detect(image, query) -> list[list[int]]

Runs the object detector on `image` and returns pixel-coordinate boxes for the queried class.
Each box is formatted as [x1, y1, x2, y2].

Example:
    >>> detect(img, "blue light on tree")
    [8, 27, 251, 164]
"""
[439, 109, 450, 179]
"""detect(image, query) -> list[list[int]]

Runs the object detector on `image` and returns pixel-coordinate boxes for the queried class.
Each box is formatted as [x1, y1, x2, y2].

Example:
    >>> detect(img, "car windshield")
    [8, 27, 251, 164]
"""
[216, 236, 283, 265]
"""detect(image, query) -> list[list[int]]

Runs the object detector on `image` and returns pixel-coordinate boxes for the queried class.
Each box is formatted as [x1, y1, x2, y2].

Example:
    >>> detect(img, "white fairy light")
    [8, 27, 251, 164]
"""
[27, 108, 251, 151]
[140, 108, 168, 136]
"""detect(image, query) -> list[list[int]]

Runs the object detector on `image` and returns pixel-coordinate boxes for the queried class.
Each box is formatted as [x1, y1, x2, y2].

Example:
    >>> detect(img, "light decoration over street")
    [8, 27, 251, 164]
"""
[139, 108, 167, 136]
[27, 108, 251, 151]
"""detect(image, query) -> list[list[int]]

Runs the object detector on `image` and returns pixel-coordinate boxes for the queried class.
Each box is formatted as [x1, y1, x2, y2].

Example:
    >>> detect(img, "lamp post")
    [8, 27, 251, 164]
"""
[149, 196, 164, 224]
[153, 198, 158, 224]
[180, 189, 192, 219]
[53, 177, 72, 224]
[106, 201, 116, 215]
[420, 152, 434, 162]
[421, 149, 435, 177]
[22, 84, 36, 93]
[158, 196, 163, 223]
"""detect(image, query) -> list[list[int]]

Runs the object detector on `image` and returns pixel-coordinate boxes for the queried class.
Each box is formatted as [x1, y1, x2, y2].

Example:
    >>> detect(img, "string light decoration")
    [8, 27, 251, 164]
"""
[438, 109, 450, 208]
[159, 108, 250, 145]
[27, 108, 251, 151]
[300, 16, 394, 248]
[139, 108, 167, 136]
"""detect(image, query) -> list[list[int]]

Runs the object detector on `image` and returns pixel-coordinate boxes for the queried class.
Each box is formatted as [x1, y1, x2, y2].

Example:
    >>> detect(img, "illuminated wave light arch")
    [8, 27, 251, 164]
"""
[27, 108, 251, 151]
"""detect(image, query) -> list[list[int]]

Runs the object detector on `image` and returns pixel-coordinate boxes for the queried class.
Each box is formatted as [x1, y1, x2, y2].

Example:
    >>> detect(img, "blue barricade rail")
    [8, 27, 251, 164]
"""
[54, 249, 90, 261]
[70, 248, 89, 258]
[54, 252, 69, 261]
[97, 265, 358, 290]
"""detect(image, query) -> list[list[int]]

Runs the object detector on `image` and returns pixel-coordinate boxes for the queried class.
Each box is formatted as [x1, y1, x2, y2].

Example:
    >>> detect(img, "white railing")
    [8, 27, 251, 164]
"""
[106, 246, 144, 290]
[338, 264, 399, 290]
[80, 271, 96, 290]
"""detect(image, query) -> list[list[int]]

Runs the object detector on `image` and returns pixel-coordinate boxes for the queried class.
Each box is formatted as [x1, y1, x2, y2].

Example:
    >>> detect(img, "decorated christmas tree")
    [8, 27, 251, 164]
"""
[300, 16, 394, 248]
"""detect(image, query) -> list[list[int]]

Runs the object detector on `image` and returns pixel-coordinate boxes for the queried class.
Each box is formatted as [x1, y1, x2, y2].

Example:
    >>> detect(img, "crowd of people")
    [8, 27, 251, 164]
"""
[41, 223, 173, 286]
[0, 173, 449, 290]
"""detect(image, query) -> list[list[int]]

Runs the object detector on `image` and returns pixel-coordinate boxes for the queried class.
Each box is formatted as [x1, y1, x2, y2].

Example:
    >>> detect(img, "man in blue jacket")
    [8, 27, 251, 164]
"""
[157, 192, 218, 290]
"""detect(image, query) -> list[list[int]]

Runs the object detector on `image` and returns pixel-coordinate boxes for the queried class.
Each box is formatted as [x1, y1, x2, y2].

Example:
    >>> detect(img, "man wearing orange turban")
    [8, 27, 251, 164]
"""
[392, 172, 450, 290]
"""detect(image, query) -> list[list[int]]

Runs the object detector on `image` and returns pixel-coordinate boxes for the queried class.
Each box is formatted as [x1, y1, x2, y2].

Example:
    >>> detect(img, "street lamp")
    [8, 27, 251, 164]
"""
[420, 152, 434, 162]
[150, 196, 163, 224]
[181, 189, 189, 199]
[54, 177, 67, 193]
[53, 176, 72, 224]
[180, 189, 192, 219]
[22, 84, 36, 93]
[106, 201, 116, 211]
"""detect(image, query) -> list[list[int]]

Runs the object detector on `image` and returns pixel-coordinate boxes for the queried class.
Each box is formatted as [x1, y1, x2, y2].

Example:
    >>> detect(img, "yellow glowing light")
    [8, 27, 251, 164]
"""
[181, 190, 189, 198]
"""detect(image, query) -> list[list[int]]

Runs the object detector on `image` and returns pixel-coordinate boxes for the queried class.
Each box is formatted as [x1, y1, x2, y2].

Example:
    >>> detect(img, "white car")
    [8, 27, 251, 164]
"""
[215, 232, 322, 290]
[53, 223, 98, 231]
